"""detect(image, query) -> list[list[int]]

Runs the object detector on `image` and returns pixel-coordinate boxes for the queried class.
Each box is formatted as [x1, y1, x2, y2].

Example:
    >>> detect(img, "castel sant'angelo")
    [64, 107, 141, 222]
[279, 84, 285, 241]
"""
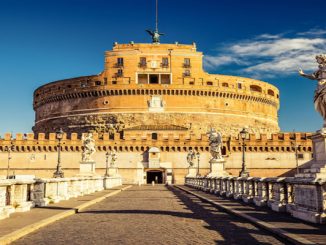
[0, 28, 313, 184]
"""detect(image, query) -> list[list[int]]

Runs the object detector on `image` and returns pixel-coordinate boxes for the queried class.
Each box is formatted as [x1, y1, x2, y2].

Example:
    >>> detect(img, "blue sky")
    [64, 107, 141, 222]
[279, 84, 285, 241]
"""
[0, 0, 325, 135]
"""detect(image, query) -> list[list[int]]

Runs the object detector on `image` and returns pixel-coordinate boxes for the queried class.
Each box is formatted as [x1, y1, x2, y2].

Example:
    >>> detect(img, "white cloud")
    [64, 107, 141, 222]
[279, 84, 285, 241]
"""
[298, 28, 326, 36]
[204, 55, 245, 69]
[204, 29, 326, 78]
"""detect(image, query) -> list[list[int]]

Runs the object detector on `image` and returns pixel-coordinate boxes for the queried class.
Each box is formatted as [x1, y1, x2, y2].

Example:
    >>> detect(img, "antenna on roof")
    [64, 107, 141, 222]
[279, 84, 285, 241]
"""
[155, 0, 158, 33]
[146, 0, 164, 44]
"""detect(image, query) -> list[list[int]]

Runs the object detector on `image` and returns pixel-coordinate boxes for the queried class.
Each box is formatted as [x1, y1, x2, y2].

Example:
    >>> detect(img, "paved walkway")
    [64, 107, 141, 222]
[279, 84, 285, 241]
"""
[12, 185, 287, 245]
[0, 186, 130, 244]
[178, 185, 326, 245]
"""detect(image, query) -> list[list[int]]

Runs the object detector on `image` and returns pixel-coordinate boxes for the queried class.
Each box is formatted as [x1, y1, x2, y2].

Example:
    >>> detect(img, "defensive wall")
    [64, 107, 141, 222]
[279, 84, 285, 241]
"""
[0, 132, 313, 184]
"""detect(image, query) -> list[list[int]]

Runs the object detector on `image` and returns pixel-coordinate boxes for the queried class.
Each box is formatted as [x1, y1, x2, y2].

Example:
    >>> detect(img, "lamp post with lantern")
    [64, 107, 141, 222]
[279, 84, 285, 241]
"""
[196, 151, 200, 176]
[105, 151, 110, 176]
[6, 137, 14, 179]
[53, 128, 64, 178]
[239, 128, 250, 177]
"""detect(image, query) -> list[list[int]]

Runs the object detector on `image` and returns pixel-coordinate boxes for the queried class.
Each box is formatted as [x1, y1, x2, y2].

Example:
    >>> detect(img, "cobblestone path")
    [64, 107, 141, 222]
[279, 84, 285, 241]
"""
[13, 185, 287, 245]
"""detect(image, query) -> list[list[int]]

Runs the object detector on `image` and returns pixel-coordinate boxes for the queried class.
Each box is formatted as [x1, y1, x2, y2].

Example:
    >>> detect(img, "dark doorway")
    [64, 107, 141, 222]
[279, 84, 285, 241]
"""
[149, 74, 159, 84]
[147, 171, 163, 184]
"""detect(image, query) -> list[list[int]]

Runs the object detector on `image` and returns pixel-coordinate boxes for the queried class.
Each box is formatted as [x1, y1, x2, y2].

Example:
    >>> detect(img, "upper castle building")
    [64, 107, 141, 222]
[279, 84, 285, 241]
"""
[0, 35, 312, 183]
[33, 41, 280, 137]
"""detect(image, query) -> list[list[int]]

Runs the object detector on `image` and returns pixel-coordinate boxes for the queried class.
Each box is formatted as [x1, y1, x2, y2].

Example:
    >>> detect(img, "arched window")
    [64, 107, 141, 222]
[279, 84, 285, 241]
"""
[250, 85, 262, 93]
[267, 89, 275, 96]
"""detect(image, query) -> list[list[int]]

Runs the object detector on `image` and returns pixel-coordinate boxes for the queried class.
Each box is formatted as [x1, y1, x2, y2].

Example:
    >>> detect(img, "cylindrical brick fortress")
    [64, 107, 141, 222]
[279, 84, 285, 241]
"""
[33, 43, 279, 136]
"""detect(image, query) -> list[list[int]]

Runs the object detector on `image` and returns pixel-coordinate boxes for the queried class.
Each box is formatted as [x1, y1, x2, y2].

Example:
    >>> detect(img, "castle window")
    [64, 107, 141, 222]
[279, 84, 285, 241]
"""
[104, 78, 108, 85]
[183, 58, 191, 68]
[184, 70, 190, 77]
[139, 57, 147, 68]
[149, 74, 159, 84]
[117, 69, 123, 77]
[138, 74, 148, 84]
[238, 83, 242, 89]
[161, 74, 171, 84]
[117, 57, 124, 67]
[268, 89, 275, 96]
[95, 81, 102, 86]
[112, 81, 117, 84]
[222, 82, 229, 87]
[207, 81, 213, 86]
[250, 85, 262, 93]
[162, 57, 169, 68]
[152, 133, 158, 140]
[298, 153, 304, 159]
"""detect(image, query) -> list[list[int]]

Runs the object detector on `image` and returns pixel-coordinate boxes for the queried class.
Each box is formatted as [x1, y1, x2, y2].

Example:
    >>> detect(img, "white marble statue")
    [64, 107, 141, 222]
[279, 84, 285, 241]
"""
[81, 133, 96, 162]
[207, 128, 223, 160]
[186, 150, 196, 167]
[299, 54, 326, 127]
[110, 150, 117, 167]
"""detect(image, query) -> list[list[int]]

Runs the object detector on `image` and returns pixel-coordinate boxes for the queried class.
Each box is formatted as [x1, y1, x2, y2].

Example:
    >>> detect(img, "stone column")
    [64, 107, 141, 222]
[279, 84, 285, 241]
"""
[0, 180, 15, 219]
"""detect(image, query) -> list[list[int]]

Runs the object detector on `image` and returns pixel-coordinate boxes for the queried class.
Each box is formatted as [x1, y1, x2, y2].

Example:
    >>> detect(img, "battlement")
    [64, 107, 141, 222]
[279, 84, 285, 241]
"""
[0, 132, 313, 154]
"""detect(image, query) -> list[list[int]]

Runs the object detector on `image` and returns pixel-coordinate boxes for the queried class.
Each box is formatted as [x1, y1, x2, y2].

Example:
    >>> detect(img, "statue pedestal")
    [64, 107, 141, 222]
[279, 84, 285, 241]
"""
[107, 167, 120, 177]
[79, 161, 96, 176]
[206, 158, 229, 177]
[104, 167, 122, 189]
[296, 129, 326, 178]
[186, 167, 197, 177]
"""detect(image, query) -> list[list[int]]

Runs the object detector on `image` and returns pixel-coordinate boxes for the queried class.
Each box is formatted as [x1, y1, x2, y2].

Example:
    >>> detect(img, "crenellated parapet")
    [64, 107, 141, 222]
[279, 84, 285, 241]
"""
[0, 132, 312, 154]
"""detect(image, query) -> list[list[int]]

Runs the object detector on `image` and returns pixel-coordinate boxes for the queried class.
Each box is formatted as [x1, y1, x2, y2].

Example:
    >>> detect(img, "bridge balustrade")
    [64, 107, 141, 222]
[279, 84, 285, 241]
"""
[0, 176, 121, 220]
[185, 176, 326, 224]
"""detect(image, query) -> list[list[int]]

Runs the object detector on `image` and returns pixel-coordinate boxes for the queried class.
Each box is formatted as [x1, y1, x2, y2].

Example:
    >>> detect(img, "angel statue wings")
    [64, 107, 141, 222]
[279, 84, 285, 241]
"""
[81, 133, 96, 162]
[186, 150, 196, 167]
[207, 128, 223, 160]
[299, 54, 326, 127]
[146, 30, 164, 44]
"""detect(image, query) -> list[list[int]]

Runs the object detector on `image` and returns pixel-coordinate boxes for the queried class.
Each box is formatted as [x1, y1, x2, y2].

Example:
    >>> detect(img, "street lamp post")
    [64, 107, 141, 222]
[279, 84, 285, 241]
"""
[239, 128, 249, 177]
[53, 128, 64, 178]
[105, 152, 110, 176]
[6, 139, 14, 179]
[196, 151, 200, 176]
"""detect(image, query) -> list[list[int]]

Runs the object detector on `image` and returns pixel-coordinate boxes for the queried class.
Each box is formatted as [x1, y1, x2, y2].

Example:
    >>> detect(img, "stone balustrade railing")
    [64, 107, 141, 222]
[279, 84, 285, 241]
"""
[185, 176, 326, 224]
[0, 176, 122, 220]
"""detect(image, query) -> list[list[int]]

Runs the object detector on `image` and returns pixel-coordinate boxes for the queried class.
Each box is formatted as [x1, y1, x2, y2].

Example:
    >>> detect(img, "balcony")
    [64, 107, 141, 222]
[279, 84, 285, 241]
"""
[139, 63, 147, 68]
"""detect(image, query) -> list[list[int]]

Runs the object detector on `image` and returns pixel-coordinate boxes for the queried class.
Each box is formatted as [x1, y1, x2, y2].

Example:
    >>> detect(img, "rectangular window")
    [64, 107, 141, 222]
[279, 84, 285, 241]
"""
[184, 58, 191, 68]
[162, 57, 169, 67]
[117, 57, 124, 67]
[138, 74, 148, 84]
[238, 83, 242, 89]
[139, 57, 146, 67]
[161, 74, 171, 84]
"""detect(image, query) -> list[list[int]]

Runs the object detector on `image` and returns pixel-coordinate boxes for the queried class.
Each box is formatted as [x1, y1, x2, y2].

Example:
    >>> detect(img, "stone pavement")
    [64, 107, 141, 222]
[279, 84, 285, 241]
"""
[178, 185, 326, 245]
[12, 185, 287, 245]
[0, 185, 130, 244]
